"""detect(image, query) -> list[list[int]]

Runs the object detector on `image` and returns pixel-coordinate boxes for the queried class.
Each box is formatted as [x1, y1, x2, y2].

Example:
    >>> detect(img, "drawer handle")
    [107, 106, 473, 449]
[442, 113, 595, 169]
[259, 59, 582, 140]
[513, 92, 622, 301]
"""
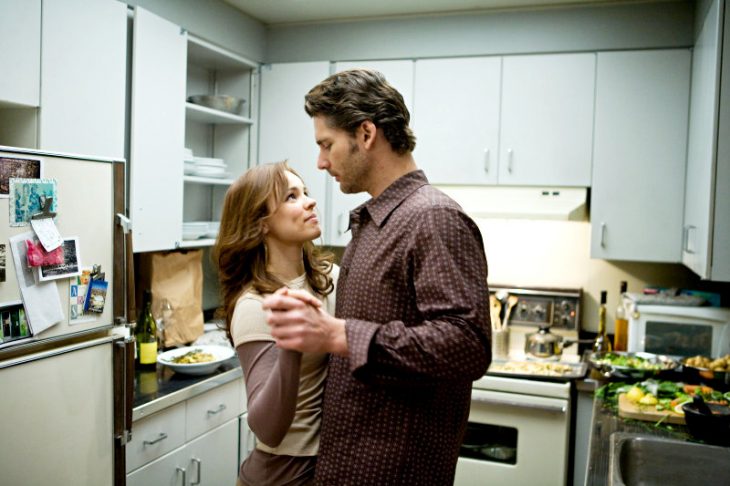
[207, 404, 227, 416]
[472, 395, 567, 414]
[191, 457, 202, 485]
[142, 432, 168, 446]
[176, 467, 186, 486]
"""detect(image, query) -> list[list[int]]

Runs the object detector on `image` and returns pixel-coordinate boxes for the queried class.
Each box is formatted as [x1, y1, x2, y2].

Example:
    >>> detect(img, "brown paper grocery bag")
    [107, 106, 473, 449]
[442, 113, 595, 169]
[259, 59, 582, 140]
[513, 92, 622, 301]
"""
[138, 249, 204, 347]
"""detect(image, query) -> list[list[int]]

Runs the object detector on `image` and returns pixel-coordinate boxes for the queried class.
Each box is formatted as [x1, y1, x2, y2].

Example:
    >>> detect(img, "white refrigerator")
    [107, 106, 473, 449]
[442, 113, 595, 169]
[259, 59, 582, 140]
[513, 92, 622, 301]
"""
[0, 146, 132, 485]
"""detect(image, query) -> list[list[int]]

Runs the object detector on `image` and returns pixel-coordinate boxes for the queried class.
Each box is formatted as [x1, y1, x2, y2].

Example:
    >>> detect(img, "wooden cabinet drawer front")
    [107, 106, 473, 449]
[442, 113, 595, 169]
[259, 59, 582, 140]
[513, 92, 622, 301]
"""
[126, 402, 186, 473]
[186, 380, 241, 440]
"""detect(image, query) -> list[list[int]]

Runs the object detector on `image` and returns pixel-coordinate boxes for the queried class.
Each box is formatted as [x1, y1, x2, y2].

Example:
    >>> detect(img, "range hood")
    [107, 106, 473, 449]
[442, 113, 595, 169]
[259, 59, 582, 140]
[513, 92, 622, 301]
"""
[436, 186, 588, 221]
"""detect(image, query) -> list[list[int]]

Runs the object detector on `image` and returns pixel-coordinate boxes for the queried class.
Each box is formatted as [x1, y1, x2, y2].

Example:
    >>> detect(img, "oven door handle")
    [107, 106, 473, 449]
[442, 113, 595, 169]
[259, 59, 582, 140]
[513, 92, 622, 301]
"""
[471, 390, 567, 414]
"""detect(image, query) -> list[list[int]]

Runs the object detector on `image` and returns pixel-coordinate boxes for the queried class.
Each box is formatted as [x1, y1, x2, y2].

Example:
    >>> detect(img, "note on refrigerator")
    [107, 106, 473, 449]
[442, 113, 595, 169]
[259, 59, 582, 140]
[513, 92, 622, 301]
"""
[8, 232, 64, 334]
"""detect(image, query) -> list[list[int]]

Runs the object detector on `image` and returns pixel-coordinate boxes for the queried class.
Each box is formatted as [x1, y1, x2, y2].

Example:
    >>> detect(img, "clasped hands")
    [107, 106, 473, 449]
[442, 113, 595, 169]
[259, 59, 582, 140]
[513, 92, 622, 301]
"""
[263, 288, 348, 356]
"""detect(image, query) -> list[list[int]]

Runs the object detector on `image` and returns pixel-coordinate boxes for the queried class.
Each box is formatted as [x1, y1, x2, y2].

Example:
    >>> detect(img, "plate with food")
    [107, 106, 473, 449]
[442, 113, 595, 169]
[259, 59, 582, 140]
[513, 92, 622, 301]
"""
[157, 345, 235, 375]
[588, 351, 679, 380]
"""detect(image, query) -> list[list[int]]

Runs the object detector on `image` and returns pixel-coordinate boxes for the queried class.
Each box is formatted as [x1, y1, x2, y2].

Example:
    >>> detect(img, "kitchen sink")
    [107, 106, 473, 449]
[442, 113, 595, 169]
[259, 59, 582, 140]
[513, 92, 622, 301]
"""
[609, 432, 730, 486]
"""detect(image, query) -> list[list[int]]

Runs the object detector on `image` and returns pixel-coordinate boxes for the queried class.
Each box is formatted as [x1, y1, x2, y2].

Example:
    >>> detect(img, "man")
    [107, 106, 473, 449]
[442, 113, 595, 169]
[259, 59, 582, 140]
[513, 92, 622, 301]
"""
[264, 69, 491, 485]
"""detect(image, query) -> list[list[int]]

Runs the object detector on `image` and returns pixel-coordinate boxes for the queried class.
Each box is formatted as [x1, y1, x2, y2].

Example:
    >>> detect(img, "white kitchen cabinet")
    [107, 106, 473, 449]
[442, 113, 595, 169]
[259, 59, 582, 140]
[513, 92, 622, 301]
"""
[40, 0, 126, 159]
[413, 57, 501, 185]
[259, 61, 331, 236]
[127, 420, 238, 486]
[130, 7, 186, 253]
[0, 0, 40, 108]
[327, 60, 414, 246]
[130, 7, 257, 252]
[591, 49, 691, 262]
[0, 0, 40, 149]
[500, 53, 595, 186]
[683, 0, 730, 281]
[127, 379, 244, 485]
[239, 412, 256, 465]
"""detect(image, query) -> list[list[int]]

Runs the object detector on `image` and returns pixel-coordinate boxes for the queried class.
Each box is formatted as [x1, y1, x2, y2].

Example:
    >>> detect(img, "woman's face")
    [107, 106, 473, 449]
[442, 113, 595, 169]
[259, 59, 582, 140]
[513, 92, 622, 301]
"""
[264, 171, 320, 247]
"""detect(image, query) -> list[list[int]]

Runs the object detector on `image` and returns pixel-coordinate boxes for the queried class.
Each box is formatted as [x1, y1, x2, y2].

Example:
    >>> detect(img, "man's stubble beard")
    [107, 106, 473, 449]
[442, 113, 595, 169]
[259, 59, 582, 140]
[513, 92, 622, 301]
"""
[339, 141, 370, 195]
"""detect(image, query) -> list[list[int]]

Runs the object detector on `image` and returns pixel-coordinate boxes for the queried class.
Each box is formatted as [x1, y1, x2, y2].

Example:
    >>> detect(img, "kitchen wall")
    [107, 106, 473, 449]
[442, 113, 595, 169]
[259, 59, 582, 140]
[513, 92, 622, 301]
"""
[265, 1, 693, 62]
[477, 218, 729, 332]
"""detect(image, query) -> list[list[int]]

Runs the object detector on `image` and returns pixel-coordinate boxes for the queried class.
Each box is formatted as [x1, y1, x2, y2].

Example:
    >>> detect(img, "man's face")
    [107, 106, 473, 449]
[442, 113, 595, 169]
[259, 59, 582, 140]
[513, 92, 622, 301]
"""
[313, 116, 369, 194]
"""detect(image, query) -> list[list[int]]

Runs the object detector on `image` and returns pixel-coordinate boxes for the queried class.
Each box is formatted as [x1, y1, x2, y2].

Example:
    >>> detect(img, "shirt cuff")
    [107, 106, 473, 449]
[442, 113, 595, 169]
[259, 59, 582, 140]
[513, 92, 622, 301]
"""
[345, 318, 380, 373]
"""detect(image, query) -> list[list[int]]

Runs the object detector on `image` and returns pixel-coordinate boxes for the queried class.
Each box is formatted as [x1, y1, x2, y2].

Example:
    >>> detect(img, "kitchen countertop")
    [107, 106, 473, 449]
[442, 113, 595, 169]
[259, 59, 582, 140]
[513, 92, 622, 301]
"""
[585, 384, 694, 486]
[133, 356, 242, 421]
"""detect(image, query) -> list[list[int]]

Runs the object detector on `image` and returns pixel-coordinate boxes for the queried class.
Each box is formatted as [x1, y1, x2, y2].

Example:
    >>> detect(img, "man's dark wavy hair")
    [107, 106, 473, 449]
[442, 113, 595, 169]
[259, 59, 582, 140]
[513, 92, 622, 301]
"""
[304, 68, 416, 155]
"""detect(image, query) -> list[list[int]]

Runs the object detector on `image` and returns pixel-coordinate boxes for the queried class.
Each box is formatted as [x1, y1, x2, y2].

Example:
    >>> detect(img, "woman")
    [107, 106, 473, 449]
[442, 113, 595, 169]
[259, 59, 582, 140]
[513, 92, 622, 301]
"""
[212, 161, 337, 486]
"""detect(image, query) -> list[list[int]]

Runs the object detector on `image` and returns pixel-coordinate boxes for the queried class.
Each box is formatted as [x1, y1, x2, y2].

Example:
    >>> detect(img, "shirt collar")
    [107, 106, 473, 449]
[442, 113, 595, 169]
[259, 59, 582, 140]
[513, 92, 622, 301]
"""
[357, 170, 429, 228]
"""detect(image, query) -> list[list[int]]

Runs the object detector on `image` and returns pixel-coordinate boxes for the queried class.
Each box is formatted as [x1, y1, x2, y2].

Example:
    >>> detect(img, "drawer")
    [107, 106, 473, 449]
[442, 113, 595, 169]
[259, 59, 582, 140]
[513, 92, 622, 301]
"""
[186, 380, 241, 441]
[126, 401, 186, 473]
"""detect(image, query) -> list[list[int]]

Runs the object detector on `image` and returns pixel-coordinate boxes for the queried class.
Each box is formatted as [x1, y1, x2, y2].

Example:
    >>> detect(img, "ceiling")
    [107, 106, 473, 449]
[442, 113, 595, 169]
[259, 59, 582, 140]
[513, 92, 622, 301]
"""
[223, 0, 651, 26]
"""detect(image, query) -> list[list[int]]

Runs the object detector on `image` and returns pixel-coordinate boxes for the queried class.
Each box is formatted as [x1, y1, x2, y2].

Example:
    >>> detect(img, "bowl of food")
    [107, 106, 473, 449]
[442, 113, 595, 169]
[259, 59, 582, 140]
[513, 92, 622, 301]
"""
[588, 351, 679, 380]
[681, 354, 730, 391]
[187, 95, 245, 115]
[157, 345, 235, 375]
[682, 397, 730, 446]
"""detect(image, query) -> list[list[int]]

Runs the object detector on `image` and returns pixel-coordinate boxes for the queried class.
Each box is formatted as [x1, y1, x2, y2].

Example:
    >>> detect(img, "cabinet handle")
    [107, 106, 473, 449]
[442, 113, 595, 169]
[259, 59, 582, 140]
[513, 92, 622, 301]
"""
[471, 394, 567, 414]
[207, 404, 227, 416]
[142, 432, 168, 446]
[684, 225, 696, 254]
[190, 457, 202, 485]
[600, 222, 607, 248]
[483, 149, 490, 173]
[176, 467, 186, 486]
[507, 148, 514, 173]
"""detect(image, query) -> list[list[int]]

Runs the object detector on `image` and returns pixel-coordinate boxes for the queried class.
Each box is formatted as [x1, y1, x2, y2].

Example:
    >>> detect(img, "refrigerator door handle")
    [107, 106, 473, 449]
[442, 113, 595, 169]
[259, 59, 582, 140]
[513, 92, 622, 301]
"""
[114, 336, 135, 445]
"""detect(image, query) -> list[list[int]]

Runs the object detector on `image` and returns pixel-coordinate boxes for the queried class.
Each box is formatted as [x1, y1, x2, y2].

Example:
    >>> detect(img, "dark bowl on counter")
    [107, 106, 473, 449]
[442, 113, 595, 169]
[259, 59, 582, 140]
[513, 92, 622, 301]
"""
[682, 401, 730, 446]
[681, 361, 730, 392]
[588, 351, 679, 381]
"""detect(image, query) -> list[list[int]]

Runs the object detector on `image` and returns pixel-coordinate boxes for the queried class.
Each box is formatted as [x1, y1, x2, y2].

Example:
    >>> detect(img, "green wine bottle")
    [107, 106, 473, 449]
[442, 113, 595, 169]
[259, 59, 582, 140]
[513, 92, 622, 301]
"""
[136, 290, 158, 369]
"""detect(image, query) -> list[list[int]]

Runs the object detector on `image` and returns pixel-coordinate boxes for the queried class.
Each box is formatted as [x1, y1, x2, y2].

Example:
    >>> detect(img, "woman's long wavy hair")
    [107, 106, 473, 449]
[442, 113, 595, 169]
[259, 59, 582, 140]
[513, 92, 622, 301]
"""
[212, 161, 334, 342]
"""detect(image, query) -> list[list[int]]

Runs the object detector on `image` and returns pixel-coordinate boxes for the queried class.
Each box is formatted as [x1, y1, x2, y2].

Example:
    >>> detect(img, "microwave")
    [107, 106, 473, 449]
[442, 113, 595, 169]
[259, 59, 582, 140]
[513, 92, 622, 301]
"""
[626, 304, 730, 358]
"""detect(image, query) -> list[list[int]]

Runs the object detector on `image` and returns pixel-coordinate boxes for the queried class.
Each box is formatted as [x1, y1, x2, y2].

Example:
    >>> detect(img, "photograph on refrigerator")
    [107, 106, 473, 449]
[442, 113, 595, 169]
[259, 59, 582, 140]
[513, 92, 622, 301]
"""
[0, 157, 42, 197]
[8, 178, 57, 226]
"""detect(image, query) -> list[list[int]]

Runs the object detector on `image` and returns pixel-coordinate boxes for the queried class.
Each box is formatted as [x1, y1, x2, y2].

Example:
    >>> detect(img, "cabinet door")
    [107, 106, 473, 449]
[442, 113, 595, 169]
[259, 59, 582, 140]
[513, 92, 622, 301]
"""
[126, 444, 189, 486]
[591, 50, 690, 261]
[712, 0, 730, 281]
[40, 0, 126, 159]
[239, 413, 256, 465]
[0, 0, 40, 107]
[186, 420, 239, 485]
[500, 53, 595, 186]
[259, 61, 331, 237]
[327, 60, 414, 246]
[129, 7, 187, 252]
[413, 57, 501, 185]
[683, 0, 723, 278]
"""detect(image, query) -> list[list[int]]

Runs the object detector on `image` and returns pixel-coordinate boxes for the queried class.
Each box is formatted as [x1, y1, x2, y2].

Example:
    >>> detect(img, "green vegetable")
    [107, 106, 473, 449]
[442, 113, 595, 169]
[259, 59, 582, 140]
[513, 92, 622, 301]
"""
[594, 353, 665, 370]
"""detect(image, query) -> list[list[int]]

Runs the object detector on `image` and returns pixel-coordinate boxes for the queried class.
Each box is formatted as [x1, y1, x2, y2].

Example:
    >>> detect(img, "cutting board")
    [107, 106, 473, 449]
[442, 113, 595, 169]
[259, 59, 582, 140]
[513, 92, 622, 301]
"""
[618, 394, 686, 425]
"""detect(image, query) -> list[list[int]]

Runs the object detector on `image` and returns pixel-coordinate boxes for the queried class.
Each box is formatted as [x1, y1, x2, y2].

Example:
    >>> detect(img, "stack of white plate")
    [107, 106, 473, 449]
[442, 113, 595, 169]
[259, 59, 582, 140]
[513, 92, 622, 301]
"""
[191, 156, 229, 179]
[183, 221, 221, 240]
[183, 148, 196, 175]
[181, 150, 230, 179]
[182, 221, 210, 240]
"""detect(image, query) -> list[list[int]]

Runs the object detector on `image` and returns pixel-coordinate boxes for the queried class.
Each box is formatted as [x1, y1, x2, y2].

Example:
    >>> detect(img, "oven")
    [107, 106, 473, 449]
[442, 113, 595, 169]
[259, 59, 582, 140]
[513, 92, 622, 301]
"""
[455, 286, 584, 486]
